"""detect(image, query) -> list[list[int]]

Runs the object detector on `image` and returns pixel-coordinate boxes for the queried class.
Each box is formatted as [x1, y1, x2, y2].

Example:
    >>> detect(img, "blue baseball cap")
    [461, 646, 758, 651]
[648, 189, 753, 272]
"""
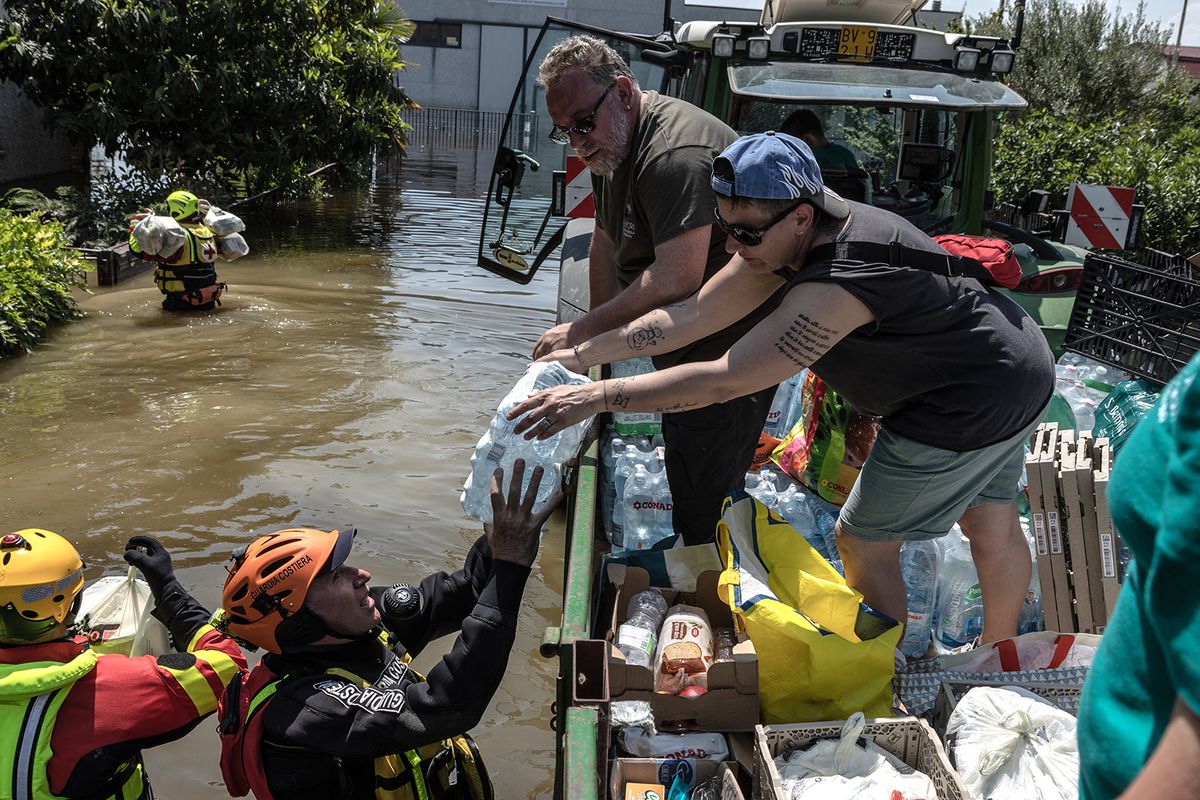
[711, 131, 850, 219]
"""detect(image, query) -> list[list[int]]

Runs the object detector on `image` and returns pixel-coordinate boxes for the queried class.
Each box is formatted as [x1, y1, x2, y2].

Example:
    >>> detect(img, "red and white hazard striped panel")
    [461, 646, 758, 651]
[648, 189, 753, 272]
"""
[1064, 183, 1136, 251]
[564, 156, 594, 219]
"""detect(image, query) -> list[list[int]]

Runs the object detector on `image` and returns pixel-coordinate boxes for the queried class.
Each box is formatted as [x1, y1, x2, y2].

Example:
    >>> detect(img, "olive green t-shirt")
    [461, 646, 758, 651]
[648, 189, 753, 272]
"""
[593, 93, 780, 367]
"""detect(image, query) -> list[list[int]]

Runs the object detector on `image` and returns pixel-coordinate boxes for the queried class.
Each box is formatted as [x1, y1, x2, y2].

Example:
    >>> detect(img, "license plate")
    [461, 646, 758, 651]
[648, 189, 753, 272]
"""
[839, 25, 877, 58]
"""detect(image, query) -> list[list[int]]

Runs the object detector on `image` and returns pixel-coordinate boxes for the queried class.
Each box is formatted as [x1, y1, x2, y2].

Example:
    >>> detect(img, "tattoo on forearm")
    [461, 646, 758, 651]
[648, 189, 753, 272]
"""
[658, 400, 700, 412]
[610, 379, 632, 409]
[626, 322, 665, 351]
[775, 312, 836, 367]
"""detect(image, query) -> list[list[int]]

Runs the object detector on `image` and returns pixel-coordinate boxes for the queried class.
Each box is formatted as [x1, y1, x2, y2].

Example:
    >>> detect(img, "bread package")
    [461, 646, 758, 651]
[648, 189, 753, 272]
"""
[653, 604, 713, 693]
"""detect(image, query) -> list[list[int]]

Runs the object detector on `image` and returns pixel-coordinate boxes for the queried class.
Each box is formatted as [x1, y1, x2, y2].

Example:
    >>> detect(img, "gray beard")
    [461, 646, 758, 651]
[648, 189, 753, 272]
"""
[586, 108, 632, 178]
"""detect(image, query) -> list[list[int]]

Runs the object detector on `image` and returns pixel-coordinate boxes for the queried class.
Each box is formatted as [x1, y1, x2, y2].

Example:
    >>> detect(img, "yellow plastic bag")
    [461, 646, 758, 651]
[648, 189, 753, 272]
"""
[716, 494, 900, 723]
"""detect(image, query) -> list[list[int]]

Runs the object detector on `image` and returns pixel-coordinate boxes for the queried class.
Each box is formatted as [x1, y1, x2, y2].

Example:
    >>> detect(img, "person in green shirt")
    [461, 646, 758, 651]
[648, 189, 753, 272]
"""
[780, 109, 860, 171]
[1077, 352, 1200, 799]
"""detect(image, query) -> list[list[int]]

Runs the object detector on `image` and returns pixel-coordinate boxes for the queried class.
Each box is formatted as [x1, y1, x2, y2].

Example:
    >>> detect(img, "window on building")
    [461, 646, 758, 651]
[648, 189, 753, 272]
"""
[411, 21, 462, 48]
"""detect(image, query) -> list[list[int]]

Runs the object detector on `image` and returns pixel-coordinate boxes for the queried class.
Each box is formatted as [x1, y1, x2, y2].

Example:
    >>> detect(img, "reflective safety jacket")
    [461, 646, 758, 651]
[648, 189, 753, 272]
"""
[129, 223, 221, 301]
[217, 535, 528, 800]
[0, 624, 245, 798]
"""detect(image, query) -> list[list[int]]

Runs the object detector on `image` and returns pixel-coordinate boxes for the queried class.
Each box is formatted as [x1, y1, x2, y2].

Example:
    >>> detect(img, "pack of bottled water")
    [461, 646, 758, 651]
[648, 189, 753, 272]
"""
[216, 233, 250, 262]
[130, 214, 186, 257]
[1054, 353, 1131, 434]
[762, 370, 807, 441]
[601, 430, 666, 548]
[744, 465, 841, 572]
[609, 357, 661, 436]
[621, 460, 674, 550]
[461, 361, 592, 524]
[202, 205, 246, 236]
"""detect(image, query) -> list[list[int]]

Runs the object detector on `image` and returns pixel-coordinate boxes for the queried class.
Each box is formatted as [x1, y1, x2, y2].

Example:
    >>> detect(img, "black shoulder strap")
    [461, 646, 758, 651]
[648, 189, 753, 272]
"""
[806, 240, 996, 286]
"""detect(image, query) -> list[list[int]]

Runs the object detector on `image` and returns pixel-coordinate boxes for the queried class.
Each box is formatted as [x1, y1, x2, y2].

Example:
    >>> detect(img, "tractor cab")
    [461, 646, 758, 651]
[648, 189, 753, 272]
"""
[477, 0, 1082, 350]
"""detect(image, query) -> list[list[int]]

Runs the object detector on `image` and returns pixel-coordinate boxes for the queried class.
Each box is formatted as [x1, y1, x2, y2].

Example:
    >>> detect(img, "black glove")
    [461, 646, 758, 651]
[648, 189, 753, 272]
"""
[123, 536, 176, 600]
[124, 535, 210, 649]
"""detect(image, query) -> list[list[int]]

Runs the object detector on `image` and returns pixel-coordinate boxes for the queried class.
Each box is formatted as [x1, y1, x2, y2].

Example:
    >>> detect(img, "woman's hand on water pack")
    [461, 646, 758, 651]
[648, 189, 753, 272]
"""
[535, 346, 586, 374]
[486, 459, 556, 567]
[508, 383, 602, 440]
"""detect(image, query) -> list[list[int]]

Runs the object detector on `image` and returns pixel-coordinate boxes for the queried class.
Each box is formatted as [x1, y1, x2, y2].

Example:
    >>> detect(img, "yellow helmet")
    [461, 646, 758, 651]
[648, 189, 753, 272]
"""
[166, 190, 200, 222]
[0, 529, 85, 643]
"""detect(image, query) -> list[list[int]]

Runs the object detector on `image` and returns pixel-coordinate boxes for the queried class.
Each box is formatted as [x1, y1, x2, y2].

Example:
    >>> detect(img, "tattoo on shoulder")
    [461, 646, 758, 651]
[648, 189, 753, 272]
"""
[627, 322, 665, 351]
[610, 379, 632, 409]
[775, 312, 837, 368]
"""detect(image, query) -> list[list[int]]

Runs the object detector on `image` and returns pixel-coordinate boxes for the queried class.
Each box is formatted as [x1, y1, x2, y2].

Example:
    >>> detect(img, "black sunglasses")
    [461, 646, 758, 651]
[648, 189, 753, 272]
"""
[714, 201, 806, 247]
[548, 83, 614, 145]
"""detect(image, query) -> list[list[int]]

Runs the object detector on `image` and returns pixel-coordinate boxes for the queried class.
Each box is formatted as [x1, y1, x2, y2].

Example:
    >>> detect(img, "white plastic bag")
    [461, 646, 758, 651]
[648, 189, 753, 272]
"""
[619, 729, 729, 761]
[74, 568, 172, 657]
[947, 686, 1079, 800]
[203, 205, 246, 236]
[776, 713, 939, 800]
[460, 361, 591, 523]
[131, 214, 187, 257]
[216, 232, 250, 261]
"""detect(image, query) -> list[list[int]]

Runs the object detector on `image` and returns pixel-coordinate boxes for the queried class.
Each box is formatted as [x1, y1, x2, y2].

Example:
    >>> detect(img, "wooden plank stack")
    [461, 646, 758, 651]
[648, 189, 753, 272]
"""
[1024, 423, 1122, 633]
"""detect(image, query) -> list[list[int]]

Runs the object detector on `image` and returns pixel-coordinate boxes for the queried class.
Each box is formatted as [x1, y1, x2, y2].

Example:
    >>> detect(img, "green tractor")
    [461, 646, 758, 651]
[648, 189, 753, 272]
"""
[477, 0, 1085, 353]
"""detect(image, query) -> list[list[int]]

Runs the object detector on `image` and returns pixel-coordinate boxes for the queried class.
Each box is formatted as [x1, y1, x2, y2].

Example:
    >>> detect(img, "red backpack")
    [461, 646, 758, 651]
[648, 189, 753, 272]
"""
[806, 234, 1023, 289]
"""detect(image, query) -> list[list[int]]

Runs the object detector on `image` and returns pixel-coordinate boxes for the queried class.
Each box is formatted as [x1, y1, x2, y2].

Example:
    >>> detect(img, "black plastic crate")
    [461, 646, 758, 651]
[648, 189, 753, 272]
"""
[1063, 253, 1200, 386]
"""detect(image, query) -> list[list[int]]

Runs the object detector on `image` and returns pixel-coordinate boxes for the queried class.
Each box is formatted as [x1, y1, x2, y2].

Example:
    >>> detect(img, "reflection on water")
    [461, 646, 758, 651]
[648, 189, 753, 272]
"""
[0, 146, 563, 798]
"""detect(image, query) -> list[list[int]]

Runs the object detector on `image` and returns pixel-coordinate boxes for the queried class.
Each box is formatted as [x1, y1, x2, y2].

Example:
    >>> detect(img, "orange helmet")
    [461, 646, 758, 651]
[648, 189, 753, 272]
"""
[220, 527, 355, 654]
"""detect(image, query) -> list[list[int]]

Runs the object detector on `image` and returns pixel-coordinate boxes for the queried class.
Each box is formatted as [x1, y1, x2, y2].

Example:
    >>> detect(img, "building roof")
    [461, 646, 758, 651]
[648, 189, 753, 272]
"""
[1165, 45, 1200, 77]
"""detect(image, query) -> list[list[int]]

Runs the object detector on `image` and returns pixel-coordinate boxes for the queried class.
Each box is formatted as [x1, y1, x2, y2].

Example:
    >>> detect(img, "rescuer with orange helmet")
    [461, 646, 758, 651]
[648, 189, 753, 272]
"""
[215, 459, 554, 800]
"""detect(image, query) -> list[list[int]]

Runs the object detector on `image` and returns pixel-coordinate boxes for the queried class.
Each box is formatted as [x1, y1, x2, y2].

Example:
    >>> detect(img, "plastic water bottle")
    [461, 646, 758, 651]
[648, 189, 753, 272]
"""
[774, 484, 832, 559]
[746, 467, 779, 509]
[935, 533, 984, 648]
[1018, 520, 1043, 634]
[623, 465, 669, 550]
[461, 362, 589, 523]
[616, 589, 669, 668]
[900, 539, 940, 658]
[763, 373, 803, 440]
[601, 434, 625, 546]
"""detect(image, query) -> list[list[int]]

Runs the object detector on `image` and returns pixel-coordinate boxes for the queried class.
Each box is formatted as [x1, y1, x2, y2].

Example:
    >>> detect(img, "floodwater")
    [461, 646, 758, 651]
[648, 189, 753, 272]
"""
[0, 147, 565, 798]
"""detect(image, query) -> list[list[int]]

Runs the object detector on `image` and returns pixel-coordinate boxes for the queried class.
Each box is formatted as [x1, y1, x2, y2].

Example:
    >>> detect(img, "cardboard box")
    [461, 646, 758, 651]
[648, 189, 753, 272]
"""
[1074, 433, 1110, 631]
[609, 759, 744, 800]
[1093, 438, 1122, 627]
[606, 564, 759, 731]
[1037, 424, 1076, 631]
[753, 717, 968, 800]
[1025, 425, 1060, 632]
[931, 680, 1083, 741]
[1058, 431, 1096, 632]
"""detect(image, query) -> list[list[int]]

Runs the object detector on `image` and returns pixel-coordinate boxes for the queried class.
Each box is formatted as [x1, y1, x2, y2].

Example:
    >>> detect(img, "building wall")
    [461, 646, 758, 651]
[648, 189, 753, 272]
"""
[397, 0, 759, 111]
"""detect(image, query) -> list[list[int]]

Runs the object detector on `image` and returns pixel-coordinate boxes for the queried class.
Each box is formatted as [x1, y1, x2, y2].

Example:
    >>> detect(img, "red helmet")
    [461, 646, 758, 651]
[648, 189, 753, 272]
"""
[220, 527, 354, 654]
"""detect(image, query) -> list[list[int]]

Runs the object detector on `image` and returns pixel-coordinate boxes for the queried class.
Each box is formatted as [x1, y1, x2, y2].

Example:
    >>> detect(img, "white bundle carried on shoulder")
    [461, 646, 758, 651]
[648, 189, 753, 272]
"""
[131, 214, 187, 257]
[947, 686, 1079, 800]
[461, 361, 591, 524]
[776, 713, 939, 800]
[203, 205, 246, 236]
[73, 567, 172, 657]
[216, 233, 250, 261]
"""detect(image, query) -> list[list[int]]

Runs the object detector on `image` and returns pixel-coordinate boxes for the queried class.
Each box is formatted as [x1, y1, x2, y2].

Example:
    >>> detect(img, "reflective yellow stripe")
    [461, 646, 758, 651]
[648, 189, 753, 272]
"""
[405, 750, 429, 800]
[158, 629, 242, 715]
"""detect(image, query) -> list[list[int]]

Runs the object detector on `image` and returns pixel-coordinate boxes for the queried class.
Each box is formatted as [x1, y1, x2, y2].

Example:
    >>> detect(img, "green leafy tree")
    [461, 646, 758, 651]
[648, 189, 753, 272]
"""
[968, 0, 1200, 252]
[0, 0, 416, 193]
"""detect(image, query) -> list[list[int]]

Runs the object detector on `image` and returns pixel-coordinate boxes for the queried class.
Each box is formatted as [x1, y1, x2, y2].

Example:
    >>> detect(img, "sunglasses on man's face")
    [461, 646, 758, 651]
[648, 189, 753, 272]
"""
[714, 201, 806, 247]
[548, 83, 614, 145]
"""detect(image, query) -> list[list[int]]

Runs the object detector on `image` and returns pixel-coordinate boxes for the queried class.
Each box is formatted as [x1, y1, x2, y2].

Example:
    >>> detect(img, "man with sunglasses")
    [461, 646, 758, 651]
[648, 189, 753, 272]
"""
[531, 35, 784, 544]
[514, 131, 1055, 647]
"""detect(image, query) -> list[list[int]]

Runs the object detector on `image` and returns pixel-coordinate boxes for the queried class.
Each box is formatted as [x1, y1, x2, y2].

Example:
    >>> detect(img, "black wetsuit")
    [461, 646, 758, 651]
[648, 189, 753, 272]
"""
[255, 536, 529, 798]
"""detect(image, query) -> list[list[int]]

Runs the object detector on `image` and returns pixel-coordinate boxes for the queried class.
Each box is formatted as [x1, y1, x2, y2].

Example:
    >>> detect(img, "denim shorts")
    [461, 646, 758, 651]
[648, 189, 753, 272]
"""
[838, 414, 1042, 542]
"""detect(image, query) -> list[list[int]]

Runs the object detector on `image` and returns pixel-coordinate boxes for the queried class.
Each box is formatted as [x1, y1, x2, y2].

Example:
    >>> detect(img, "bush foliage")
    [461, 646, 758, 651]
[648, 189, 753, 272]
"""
[969, 0, 1200, 254]
[0, 210, 90, 357]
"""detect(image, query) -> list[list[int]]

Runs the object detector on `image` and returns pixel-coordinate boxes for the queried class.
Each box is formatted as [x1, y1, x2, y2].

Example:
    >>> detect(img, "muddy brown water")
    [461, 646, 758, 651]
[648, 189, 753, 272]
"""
[0, 148, 564, 798]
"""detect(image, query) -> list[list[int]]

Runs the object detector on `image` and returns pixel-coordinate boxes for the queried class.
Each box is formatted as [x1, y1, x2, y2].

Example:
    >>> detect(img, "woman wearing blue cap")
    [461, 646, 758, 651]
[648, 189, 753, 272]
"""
[512, 130, 1055, 648]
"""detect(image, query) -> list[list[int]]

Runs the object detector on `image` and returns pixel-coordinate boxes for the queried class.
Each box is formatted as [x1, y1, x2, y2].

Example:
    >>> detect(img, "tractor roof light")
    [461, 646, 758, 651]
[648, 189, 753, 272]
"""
[990, 48, 1016, 75]
[954, 45, 982, 72]
[712, 33, 736, 59]
[746, 35, 771, 60]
